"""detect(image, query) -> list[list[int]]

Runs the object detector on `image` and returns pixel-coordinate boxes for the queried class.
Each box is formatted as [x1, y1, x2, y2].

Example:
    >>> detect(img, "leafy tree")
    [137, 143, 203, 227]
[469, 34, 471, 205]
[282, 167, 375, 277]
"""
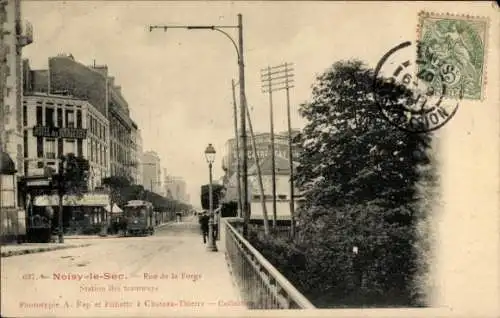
[200, 184, 225, 210]
[55, 153, 90, 242]
[102, 176, 131, 207]
[287, 60, 434, 306]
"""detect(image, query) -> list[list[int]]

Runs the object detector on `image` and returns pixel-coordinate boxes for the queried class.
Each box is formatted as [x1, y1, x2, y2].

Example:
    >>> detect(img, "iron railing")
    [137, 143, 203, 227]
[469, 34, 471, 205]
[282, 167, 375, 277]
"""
[224, 218, 315, 309]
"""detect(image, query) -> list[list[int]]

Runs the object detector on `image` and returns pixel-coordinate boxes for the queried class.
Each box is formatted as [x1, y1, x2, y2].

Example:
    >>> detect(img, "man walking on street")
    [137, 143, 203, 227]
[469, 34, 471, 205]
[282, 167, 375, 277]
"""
[198, 210, 209, 244]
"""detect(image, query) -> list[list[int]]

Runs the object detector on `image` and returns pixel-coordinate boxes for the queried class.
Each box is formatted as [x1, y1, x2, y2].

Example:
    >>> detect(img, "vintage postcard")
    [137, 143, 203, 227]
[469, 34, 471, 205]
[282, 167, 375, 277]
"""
[1, 1, 499, 317]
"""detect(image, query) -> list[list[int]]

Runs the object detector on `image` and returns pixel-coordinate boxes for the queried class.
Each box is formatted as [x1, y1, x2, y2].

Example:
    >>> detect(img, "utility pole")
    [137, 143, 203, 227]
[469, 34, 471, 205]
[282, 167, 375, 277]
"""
[148, 13, 250, 237]
[237, 14, 250, 237]
[261, 66, 278, 228]
[242, 95, 270, 235]
[231, 80, 243, 218]
[261, 63, 296, 235]
[232, 80, 269, 234]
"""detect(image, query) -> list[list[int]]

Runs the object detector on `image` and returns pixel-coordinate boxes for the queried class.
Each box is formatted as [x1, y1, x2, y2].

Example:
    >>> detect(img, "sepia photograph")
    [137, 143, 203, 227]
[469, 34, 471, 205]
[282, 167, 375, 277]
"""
[0, 1, 499, 317]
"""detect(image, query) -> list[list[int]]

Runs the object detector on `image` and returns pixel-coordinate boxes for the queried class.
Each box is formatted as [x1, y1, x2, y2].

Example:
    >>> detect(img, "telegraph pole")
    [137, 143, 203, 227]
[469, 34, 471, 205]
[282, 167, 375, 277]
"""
[261, 66, 278, 228]
[261, 63, 296, 235]
[231, 80, 243, 218]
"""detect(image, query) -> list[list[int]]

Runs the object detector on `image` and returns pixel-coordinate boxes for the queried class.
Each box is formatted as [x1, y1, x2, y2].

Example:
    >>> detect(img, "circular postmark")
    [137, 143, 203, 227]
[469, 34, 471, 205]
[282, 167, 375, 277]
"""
[373, 41, 461, 133]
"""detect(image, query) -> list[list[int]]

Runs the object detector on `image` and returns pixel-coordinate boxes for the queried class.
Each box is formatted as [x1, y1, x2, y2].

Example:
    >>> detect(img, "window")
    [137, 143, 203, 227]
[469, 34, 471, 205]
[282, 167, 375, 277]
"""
[66, 110, 75, 128]
[77, 139, 83, 157]
[37, 161, 44, 169]
[58, 138, 63, 158]
[104, 148, 107, 166]
[76, 110, 82, 128]
[23, 131, 28, 157]
[36, 106, 43, 126]
[36, 137, 43, 158]
[57, 108, 63, 127]
[87, 140, 91, 160]
[66, 140, 76, 155]
[90, 140, 94, 162]
[45, 107, 54, 127]
[100, 144, 103, 165]
[23, 105, 27, 126]
[278, 195, 287, 200]
[45, 139, 56, 159]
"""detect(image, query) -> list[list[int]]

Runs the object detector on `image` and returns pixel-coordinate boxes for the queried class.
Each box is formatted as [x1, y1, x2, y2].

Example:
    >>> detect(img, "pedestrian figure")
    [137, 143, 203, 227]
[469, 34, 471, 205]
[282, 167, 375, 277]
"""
[198, 210, 209, 244]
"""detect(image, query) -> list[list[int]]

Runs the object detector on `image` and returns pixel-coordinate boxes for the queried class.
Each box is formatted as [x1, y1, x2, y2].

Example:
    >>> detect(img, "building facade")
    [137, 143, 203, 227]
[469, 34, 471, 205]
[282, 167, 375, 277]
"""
[135, 129, 143, 185]
[164, 173, 188, 203]
[24, 54, 135, 182]
[221, 130, 300, 178]
[22, 93, 109, 190]
[1, 0, 32, 241]
[129, 122, 140, 184]
[222, 130, 302, 220]
[142, 151, 161, 193]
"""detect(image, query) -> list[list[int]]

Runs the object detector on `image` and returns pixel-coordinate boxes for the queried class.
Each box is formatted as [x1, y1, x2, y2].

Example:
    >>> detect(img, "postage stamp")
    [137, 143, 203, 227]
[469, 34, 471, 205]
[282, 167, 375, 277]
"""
[416, 11, 490, 101]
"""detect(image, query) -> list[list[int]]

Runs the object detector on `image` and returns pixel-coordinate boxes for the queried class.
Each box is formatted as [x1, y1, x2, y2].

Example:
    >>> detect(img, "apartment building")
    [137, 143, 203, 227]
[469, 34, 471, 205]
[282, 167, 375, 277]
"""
[142, 151, 161, 193]
[0, 0, 32, 242]
[24, 54, 136, 182]
[22, 93, 109, 189]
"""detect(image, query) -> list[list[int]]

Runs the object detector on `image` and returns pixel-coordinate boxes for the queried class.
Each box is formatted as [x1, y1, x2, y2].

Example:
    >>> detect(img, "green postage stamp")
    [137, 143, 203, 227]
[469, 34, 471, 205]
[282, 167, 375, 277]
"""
[417, 11, 490, 101]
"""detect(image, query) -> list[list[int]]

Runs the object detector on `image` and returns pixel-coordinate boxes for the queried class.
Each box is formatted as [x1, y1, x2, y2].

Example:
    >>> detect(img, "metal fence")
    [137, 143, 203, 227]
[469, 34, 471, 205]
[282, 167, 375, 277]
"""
[224, 218, 315, 309]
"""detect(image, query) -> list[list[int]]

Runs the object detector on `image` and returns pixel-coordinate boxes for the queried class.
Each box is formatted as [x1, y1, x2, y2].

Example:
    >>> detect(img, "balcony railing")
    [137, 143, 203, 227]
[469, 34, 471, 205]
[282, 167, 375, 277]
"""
[224, 218, 315, 309]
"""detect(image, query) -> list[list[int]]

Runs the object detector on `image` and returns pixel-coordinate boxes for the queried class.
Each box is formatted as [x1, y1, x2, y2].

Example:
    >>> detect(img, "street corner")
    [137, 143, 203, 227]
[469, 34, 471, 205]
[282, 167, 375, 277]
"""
[0, 243, 92, 258]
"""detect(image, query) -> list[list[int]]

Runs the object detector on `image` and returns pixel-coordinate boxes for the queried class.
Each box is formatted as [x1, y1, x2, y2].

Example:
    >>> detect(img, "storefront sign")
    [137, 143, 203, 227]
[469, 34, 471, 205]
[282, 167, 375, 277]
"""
[32, 126, 87, 139]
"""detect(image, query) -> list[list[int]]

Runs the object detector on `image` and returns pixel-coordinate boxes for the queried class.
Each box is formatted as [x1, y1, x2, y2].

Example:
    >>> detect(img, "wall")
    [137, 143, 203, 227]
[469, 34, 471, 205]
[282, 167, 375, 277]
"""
[48, 56, 107, 116]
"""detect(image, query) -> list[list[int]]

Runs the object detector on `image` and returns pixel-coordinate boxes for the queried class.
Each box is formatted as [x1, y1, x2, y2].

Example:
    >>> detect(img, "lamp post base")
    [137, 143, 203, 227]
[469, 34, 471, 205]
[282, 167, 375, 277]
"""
[206, 241, 218, 252]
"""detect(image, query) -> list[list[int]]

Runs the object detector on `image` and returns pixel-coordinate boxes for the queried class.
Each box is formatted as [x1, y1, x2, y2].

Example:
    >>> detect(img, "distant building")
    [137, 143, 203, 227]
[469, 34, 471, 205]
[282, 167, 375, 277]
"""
[222, 130, 302, 220]
[164, 174, 188, 203]
[142, 151, 161, 193]
[221, 130, 300, 178]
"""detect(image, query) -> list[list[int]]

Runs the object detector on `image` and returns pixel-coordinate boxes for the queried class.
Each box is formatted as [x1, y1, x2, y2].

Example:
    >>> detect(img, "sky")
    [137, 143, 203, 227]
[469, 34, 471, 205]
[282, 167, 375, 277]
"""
[20, 0, 492, 207]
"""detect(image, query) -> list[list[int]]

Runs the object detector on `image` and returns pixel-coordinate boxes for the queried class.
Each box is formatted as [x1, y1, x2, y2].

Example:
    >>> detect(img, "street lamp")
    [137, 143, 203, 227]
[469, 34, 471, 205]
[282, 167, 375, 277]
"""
[149, 14, 250, 237]
[204, 143, 217, 252]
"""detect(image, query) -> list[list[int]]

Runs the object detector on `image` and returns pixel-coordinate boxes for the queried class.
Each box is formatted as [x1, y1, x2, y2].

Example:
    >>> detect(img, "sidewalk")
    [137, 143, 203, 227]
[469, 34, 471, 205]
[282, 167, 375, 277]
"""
[1, 241, 91, 258]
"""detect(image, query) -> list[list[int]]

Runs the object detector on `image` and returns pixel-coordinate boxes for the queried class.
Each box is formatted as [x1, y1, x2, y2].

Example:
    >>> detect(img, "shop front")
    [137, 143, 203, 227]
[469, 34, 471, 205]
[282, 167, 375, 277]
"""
[33, 193, 110, 235]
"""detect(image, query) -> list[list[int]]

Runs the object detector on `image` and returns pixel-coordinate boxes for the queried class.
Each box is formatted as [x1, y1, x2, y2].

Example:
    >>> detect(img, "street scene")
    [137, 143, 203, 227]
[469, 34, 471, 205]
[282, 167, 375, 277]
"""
[2, 217, 248, 316]
[1, 1, 499, 318]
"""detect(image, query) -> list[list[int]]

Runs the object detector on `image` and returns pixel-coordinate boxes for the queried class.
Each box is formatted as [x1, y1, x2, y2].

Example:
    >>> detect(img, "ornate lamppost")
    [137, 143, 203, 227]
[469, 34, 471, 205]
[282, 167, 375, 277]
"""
[204, 143, 218, 252]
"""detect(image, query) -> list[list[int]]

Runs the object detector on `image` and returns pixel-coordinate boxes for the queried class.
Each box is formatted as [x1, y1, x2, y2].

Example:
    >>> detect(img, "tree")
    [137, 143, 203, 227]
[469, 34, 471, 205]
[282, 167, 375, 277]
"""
[200, 184, 225, 210]
[55, 153, 90, 243]
[292, 59, 434, 306]
[101, 176, 131, 235]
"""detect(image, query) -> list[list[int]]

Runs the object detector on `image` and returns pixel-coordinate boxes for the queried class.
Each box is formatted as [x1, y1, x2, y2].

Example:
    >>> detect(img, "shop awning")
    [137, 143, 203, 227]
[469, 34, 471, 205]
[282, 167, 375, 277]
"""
[33, 193, 109, 207]
[104, 203, 123, 214]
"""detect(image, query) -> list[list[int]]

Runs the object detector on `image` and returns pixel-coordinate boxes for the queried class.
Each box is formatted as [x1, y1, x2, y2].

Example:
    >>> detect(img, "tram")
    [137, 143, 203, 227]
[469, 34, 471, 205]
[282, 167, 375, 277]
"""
[123, 200, 155, 236]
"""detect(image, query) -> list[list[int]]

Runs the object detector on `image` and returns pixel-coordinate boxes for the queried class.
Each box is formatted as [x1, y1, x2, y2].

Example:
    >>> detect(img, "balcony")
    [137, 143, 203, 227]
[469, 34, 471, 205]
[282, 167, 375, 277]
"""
[17, 21, 33, 47]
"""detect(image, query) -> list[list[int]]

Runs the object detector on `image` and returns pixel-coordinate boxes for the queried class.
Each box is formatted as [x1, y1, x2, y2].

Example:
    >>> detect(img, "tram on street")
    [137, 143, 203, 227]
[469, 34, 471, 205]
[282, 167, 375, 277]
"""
[123, 200, 155, 236]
